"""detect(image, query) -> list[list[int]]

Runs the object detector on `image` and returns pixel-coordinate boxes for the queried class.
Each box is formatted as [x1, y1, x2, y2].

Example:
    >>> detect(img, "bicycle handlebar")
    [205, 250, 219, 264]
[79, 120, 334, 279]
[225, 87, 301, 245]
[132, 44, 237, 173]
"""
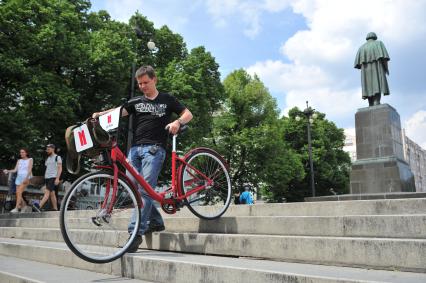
[165, 124, 189, 135]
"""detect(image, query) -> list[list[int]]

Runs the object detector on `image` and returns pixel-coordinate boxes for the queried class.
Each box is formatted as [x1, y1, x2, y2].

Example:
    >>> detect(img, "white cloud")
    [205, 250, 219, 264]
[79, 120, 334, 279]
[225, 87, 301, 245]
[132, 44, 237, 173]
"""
[247, 60, 330, 92]
[405, 111, 426, 149]
[205, 0, 292, 38]
[262, 0, 292, 12]
[102, 0, 197, 31]
[246, 59, 364, 120]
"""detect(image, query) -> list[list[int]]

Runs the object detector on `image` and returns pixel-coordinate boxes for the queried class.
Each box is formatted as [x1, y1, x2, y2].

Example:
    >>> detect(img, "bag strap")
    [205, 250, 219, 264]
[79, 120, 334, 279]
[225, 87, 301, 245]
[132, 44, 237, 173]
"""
[64, 124, 81, 175]
[66, 153, 81, 175]
[87, 118, 110, 145]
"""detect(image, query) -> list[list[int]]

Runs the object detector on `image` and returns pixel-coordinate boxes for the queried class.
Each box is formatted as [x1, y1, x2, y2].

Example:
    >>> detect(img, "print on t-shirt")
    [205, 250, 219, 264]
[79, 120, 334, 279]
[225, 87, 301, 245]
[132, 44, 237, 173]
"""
[135, 102, 167, 117]
[124, 93, 186, 147]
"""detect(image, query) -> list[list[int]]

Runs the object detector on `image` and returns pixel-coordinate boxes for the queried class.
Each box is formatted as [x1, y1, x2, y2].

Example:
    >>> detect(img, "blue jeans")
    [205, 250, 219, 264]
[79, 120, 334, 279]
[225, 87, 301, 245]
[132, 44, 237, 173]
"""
[127, 145, 166, 235]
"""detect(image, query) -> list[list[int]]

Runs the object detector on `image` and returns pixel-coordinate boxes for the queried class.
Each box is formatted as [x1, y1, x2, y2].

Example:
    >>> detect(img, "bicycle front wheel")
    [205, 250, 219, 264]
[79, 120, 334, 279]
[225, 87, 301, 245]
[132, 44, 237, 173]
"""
[179, 148, 232, 219]
[60, 171, 141, 263]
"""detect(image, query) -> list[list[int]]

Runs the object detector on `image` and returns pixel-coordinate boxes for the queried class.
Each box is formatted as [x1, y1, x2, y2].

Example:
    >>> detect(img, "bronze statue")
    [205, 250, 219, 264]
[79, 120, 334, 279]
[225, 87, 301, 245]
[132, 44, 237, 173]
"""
[354, 32, 390, 106]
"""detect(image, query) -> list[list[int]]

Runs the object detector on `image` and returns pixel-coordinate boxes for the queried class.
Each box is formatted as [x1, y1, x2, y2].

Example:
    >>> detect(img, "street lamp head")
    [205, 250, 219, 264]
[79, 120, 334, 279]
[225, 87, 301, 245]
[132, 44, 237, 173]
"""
[147, 39, 156, 50]
[309, 118, 314, 124]
[312, 112, 318, 119]
[295, 116, 301, 122]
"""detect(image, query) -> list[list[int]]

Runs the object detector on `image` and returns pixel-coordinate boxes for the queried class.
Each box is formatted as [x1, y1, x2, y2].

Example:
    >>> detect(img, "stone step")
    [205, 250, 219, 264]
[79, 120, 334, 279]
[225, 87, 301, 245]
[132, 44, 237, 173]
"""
[2, 198, 426, 219]
[2, 214, 426, 238]
[0, 255, 151, 283]
[1, 238, 426, 283]
[1, 228, 425, 272]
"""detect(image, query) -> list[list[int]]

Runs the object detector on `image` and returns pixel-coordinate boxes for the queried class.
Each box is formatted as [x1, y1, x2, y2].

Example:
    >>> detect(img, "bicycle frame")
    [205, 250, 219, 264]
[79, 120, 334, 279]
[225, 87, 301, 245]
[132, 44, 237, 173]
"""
[97, 134, 214, 214]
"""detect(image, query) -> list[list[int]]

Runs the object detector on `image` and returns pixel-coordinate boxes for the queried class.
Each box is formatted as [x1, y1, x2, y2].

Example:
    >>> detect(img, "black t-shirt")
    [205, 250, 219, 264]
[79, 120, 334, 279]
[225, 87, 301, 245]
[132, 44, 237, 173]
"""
[125, 93, 186, 147]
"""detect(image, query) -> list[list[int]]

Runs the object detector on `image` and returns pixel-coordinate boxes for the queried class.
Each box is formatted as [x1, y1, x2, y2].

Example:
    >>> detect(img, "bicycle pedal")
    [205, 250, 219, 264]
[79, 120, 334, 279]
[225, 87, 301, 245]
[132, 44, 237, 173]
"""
[91, 217, 102, 227]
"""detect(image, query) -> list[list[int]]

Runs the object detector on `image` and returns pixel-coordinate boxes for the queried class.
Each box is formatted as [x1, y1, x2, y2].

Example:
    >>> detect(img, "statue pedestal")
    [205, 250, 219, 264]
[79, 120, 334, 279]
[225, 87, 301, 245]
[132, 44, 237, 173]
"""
[350, 104, 415, 194]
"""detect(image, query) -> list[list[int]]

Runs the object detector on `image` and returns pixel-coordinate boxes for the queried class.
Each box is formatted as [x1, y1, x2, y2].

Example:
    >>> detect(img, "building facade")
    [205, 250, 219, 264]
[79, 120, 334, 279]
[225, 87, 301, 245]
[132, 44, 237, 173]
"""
[402, 130, 426, 192]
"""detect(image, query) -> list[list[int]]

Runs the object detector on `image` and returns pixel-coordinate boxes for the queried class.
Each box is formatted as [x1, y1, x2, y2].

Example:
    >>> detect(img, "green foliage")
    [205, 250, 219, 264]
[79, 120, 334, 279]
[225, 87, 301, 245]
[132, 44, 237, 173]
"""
[0, 0, 90, 174]
[212, 69, 305, 201]
[161, 46, 224, 148]
[283, 108, 352, 201]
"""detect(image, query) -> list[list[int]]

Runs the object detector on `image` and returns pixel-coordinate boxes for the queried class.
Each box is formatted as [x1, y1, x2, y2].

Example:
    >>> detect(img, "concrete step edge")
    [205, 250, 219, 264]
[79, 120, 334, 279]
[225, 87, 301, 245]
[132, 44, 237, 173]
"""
[0, 270, 44, 283]
[1, 238, 426, 283]
[2, 215, 426, 239]
[1, 229, 425, 272]
[3, 198, 426, 219]
[0, 255, 151, 283]
[3, 226, 426, 241]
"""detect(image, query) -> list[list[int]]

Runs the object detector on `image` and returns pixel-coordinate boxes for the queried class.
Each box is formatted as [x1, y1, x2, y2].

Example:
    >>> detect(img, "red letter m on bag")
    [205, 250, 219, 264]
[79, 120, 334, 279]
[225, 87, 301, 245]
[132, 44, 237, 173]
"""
[78, 130, 87, 146]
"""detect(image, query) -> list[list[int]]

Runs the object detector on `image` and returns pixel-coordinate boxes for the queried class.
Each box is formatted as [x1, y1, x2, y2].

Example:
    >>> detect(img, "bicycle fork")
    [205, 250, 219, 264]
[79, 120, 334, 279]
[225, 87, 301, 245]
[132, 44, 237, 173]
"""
[92, 148, 120, 226]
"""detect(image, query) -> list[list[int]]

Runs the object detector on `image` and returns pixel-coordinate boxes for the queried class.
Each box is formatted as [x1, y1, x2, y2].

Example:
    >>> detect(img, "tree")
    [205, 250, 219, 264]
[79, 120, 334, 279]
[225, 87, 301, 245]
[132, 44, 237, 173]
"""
[0, 0, 91, 173]
[78, 11, 136, 117]
[160, 46, 224, 148]
[213, 69, 304, 199]
[283, 107, 351, 201]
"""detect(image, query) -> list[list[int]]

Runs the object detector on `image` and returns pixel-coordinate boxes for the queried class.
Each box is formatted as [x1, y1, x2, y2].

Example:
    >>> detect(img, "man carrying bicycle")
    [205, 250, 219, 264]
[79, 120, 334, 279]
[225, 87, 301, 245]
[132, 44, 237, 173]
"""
[92, 65, 193, 252]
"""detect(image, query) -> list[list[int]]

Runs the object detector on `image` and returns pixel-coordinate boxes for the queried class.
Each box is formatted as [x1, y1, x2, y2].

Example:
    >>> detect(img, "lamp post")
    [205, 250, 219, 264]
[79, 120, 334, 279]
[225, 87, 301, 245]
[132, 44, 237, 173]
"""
[126, 29, 157, 152]
[295, 101, 318, 197]
[130, 30, 157, 100]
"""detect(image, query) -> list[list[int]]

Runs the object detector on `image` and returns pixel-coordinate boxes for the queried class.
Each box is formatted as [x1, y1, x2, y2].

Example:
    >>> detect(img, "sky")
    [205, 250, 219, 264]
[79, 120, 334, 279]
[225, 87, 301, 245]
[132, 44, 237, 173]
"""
[91, 0, 426, 149]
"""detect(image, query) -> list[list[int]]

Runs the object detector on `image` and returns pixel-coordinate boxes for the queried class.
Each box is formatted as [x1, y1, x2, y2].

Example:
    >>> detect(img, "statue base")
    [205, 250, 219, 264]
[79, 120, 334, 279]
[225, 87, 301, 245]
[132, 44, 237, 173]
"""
[350, 104, 415, 193]
[350, 156, 415, 193]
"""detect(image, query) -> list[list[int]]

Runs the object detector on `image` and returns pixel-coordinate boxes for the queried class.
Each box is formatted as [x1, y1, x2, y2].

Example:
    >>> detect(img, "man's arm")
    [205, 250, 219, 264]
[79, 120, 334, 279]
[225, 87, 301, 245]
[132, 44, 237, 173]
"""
[92, 107, 129, 119]
[166, 108, 193, 134]
[55, 162, 62, 186]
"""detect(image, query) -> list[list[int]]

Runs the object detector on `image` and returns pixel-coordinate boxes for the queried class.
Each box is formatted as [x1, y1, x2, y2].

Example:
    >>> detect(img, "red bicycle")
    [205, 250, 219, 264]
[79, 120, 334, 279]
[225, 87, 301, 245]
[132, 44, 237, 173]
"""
[59, 102, 232, 263]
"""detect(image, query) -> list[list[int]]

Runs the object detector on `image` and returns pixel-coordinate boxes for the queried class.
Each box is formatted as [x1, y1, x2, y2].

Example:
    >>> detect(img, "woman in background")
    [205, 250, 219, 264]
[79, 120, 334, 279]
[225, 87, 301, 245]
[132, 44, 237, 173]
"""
[3, 148, 33, 213]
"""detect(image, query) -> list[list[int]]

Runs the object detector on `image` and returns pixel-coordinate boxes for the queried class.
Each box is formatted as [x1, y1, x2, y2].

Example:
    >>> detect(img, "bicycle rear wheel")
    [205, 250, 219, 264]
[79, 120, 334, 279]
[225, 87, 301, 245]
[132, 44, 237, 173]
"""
[179, 148, 232, 219]
[60, 171, 141, 263]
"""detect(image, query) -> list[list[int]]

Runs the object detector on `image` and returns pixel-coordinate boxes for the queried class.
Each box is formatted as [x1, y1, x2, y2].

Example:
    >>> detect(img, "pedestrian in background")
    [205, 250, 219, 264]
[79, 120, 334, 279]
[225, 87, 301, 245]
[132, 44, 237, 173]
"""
[3, 148, 33, 213]
[239, 185, 254, 205]
[38, 144, 62, 211]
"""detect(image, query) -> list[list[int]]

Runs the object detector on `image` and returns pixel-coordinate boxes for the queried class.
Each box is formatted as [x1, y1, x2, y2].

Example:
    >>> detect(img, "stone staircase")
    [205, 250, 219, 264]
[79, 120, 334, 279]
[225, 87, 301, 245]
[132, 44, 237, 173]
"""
[1, 199, 426, 282]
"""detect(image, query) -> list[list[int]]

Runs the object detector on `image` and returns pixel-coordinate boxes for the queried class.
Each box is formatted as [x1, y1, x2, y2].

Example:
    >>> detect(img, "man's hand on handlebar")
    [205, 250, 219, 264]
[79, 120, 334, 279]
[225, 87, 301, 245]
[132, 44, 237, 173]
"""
[165, 120, 181, 135]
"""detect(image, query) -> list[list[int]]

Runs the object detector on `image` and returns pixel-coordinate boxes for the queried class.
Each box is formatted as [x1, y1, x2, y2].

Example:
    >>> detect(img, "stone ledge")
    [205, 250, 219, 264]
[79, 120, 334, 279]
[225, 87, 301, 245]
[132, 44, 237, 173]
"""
[306, 192, 426, 202]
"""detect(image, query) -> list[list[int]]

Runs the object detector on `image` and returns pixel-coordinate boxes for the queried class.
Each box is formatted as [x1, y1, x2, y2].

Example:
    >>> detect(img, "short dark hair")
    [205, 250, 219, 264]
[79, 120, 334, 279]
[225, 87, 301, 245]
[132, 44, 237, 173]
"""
[135, 65, 156, 79]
